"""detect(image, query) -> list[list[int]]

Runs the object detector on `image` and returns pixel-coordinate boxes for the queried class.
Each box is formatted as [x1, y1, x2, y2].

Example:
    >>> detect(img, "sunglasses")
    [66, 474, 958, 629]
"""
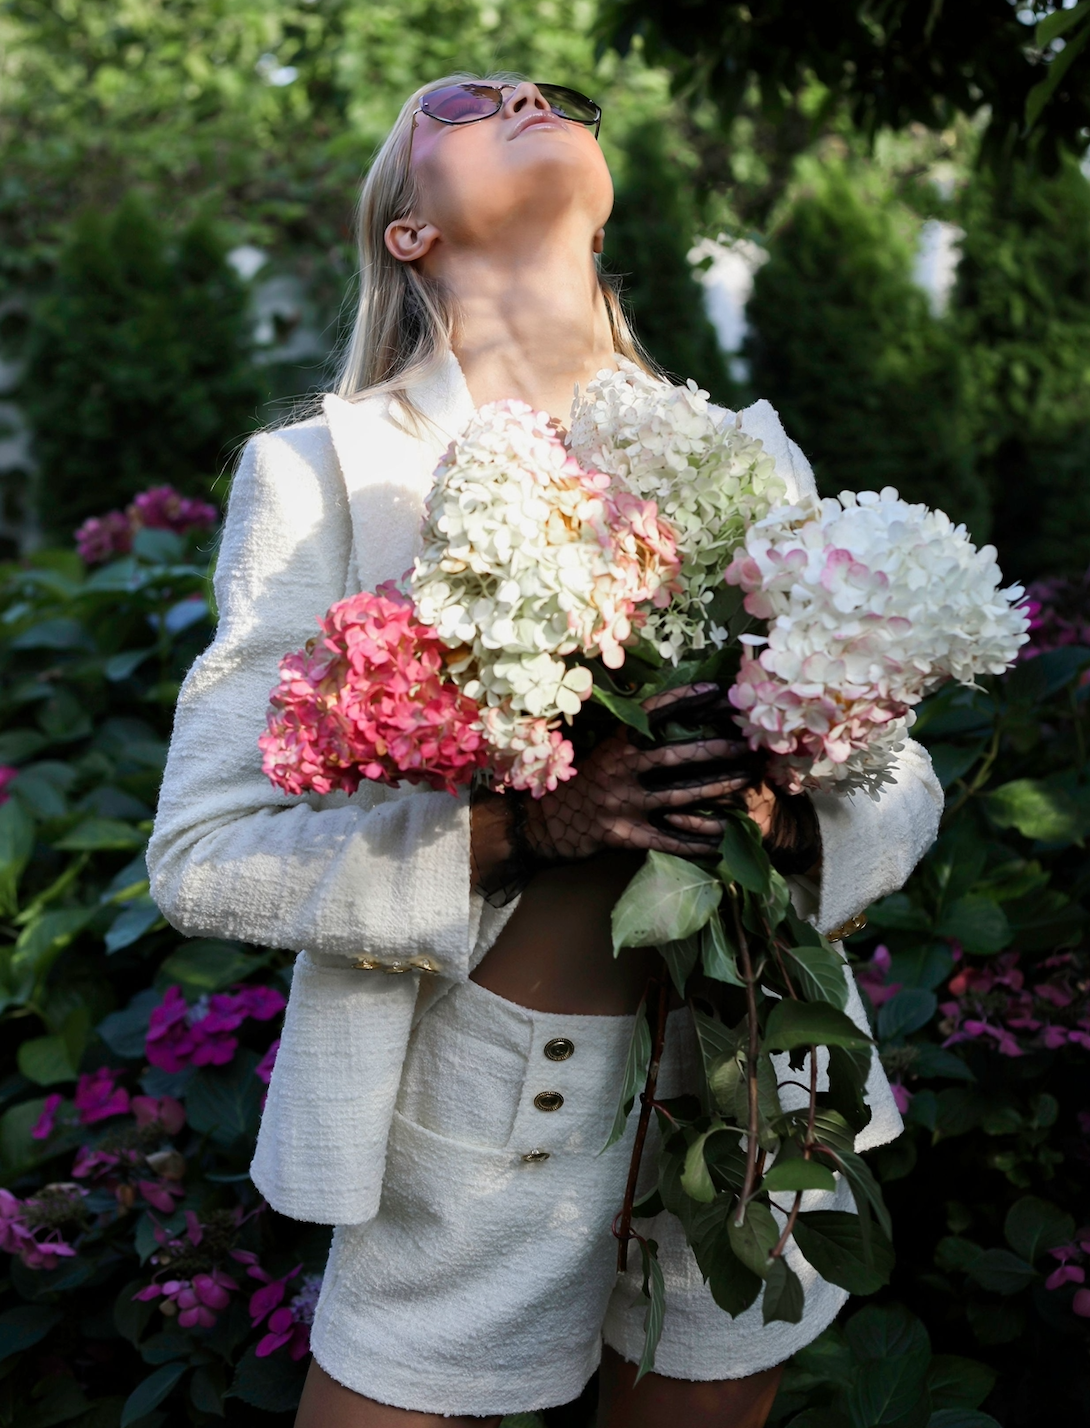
[414, 82, 602, 140]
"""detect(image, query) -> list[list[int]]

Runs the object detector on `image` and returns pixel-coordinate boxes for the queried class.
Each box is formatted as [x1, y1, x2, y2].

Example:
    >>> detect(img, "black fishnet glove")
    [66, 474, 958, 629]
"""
[472, 684, 757, 904]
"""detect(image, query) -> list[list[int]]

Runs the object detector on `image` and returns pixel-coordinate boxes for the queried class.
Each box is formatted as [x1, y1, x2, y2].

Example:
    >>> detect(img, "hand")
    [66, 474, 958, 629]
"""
[522, 683, 755, 862]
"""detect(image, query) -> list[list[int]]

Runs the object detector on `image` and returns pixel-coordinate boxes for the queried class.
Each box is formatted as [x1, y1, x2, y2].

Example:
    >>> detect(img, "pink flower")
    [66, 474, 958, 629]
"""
[74, 1067, 130, 1124]
[137, 1179, 186, 1213]
[853, 944, 902, 1009]
[131, 1094, 186, 1135]
[146, 985, 286, 1073]
[31, 1094, 64, 1140]
[1073, 1288, 1090, 1318]
[255, 1040, 279, 1086]
[72, 1145, 122, 1180]
[129, 486, 217, 535]
[251, 1269, 322, 1359]
[0, 1185, 85, 1270]
[1046, 1264, 1086, 1291]
[260, 585, 489, 799]
[0, 765, 17, 805]
[75, 510, 133, 563]
[890, 1082, 913, 1115]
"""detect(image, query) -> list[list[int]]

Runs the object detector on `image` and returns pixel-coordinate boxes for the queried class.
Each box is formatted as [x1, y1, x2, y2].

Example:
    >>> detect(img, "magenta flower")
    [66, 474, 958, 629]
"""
[0, 1185, 85, 1270]
[255, 1039, 279, 1086]
[259, 585, 489, 800]
[247, 1267, 322, 1359]
[129, 486, 218, 535]
[890, 1082, 913, 1115]
[74, 1067, 131, 1124]
[1020, 567, 1090, 664]
[136, 1178, 186, 1213]
[145, 984, 285, 1073]
[75, 510, 133, 563]
[0, 765, 17, 805]
[31, 1093, 64, 1141]
[131, 1094, 186, 1134]
[1074, 1288, 1090, 1317]
[854, 944, 902, 1010]
[136, 1268, 239, 1329]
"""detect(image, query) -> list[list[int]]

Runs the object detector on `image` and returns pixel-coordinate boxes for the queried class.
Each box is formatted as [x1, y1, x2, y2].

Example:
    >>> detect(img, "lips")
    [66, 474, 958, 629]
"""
[513, 113, 562, 138]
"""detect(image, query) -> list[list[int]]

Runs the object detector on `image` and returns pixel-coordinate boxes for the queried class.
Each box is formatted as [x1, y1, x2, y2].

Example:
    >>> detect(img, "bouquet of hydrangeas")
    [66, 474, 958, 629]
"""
[259, 362, 1029, 1372]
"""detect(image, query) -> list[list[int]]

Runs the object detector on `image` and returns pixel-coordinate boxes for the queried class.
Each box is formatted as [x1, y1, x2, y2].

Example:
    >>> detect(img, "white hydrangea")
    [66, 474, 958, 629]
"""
[410, 399, 678, 771]
[725, 488, 1030, 795]
[568, 360, 785, 661]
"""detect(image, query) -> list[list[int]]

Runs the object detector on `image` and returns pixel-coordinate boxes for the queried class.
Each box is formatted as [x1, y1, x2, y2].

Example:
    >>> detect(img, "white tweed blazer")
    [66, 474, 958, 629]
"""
[147, 352, 943, 1225]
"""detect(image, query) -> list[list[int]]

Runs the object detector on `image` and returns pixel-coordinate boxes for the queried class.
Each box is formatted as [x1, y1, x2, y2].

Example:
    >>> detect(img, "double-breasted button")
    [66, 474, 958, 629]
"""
[521, 1149, 550, 1163]
[544, 1037, 575, 1062]
[533, 1091, 564, 1112]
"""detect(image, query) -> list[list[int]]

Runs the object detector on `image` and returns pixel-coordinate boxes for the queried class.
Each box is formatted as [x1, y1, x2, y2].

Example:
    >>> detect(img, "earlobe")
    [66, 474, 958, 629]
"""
[384, 218, 440, 264]
[592, 227, 605, 255]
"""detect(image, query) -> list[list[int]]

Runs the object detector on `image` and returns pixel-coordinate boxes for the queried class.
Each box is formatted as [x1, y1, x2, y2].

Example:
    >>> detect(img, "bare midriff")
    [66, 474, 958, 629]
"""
[469, 850, 661, 1016]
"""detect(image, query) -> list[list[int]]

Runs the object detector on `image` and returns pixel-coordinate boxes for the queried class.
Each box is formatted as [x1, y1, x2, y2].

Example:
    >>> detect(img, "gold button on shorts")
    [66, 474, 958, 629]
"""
[543, 1037, 575, 1062]
[533, 1091, 564, 1112]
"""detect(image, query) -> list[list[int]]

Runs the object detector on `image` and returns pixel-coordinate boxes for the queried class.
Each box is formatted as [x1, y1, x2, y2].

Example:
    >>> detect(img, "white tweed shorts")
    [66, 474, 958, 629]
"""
[308, 977, 860, 1418]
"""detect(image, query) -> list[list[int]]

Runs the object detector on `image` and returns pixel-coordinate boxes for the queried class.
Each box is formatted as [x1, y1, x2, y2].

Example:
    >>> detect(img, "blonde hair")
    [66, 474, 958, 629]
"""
[335, 71, 656, 424]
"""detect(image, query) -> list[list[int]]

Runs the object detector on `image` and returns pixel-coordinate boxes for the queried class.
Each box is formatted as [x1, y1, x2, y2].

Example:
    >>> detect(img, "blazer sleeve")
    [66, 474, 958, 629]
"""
[725, 399, 945, 934]
[146, 422, 477, 977]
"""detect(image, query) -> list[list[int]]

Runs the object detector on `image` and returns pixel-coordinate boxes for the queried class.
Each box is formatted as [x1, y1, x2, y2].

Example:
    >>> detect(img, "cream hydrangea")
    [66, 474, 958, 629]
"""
[410, 399, 679, 788]
[568, 360, 785, 661]
[725, 488, 1030, 794]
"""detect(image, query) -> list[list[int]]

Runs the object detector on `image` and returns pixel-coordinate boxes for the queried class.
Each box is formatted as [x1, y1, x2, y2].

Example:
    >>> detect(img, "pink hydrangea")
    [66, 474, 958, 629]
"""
[938, 950, 1090, 1057]
[0, 1184, 86, 1270]
[260, 585, 489, 799]
[853, 944, 903, 1010]
[241, 1259, 322, 1359]
[75, 485, 218, 564]
[135, 1268, 239, 1329]
[74, 1066, 131, 1124]
[75, 510, 134, 563]
[146, 984, 286, 1074]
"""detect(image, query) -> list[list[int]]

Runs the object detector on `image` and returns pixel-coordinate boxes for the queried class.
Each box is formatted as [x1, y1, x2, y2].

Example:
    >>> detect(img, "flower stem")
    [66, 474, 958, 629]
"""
[615, 965, 670, 1273]
[733, 891, 763, 1224]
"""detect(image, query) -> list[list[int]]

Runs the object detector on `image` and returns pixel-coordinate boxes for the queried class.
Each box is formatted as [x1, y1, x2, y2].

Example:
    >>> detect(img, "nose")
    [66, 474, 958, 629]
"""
[503, 81, 552, 120]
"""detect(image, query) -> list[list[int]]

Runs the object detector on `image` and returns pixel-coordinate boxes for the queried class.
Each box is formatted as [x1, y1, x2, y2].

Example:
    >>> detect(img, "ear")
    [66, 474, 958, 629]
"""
[384, 217, 441, 263]
[592, 227, 605, 255]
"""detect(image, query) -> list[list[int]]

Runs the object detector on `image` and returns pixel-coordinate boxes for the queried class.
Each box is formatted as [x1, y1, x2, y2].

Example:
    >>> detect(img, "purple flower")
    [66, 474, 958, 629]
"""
[75, 510, 133, 564]
[0, 765, 17, 806]
[131, 1093, 186, 1134]
[31, 1094, 64, 1141]
[146, 984, 286, 1073]
[255, 1039, 279, 1086]
[890, 1082, 913, 1115]
[74, 1067, 130, 1124]
[129, 486, 217, 536]
[250, 1269, 322, 1360]
[854, 944, 902, 1009]
[0, 1184, 86, 1270]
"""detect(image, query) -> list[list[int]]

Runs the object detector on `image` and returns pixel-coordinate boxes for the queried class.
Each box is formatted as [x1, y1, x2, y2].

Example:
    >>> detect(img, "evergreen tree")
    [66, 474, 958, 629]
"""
[743, 169, 987, 536]
[953, 159, 1090, 579]
[604, 122, 733, 402]
[20, 195, 261, 537]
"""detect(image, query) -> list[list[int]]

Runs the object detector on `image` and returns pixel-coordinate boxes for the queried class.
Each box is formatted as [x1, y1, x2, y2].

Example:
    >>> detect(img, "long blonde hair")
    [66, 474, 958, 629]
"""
[335, 71, 655, 423]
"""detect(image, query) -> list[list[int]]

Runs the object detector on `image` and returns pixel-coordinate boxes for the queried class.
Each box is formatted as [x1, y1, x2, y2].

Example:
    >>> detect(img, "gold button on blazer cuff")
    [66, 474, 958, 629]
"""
[824, 912, 868, 943]
[351, 955, 441, 974]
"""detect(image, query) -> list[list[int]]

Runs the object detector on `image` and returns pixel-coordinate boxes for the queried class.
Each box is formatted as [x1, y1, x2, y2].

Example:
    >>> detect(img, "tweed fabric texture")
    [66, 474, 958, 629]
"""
[310, 978, 895, 1412]
[145, 351, 941, 1226]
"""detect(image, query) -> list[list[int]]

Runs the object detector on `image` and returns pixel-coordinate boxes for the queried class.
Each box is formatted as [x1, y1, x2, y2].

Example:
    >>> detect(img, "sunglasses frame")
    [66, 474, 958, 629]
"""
[413, 81, 602, 140]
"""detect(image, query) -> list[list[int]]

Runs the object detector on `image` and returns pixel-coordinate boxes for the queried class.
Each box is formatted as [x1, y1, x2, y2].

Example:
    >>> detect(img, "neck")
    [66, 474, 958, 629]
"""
[432, 223, 618, 425]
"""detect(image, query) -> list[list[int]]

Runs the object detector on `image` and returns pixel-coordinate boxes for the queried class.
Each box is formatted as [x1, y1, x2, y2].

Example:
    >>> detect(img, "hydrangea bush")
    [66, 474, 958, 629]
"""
[0, 485, 1086, 1427]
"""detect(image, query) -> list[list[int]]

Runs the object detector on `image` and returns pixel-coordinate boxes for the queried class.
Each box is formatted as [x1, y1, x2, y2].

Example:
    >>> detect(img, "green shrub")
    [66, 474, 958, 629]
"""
[744, 169, 989, 536]
[18, 196, 261, 541]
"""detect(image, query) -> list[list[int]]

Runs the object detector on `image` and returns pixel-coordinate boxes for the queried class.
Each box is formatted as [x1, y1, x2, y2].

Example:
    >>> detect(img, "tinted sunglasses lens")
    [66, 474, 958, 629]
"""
[537, 84, 599, 125]
[420, 84, 502, 123]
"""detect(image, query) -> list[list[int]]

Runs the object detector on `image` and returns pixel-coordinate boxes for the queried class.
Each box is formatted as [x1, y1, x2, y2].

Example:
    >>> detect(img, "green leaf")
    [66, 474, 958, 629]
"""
[0, 1305, 62, 1362]
[634, 1236, 666, 1383]
[985, 778, 1086, 844]
[793, 1211, 894, 1294]
[1003, 1195, 1075, 1265]
[1026, 22, 1090, 129]
[12, 907, 95, 987]
[226, 1344, 307, 1413]
[762, 1159, 837, 1194]
[156, 939, 267, 993]
[105, 896, 163, 953]
[693, 1211, 764, 1317]
[783, 943, 849, 1009]
[845, 1304, 931, 1428]
[967, 1248, 1035, 1296]
[659, 933, 700, 998]
[877, 989, 938, 1042]
[826, 1044, 875, 1135]
[763, 1000, 873, 1053]
[10, 618, 94, 652]
[0, 796, 36, 916]
[54, 818, 147, 851]
[0, 730, 47, 764]
[590, 685, 651, 738]
[18, 1376, 90, 1428]
[762, 1254, 805, 1325]
[602, 1002, 652, 1150]
[691, 1007, 738, 1083]
[701, 909, 744, 985]
[612, 851, 722, 953]
[866, 893, 931, 932]
[681, 1129, 717, 1203]
[17, 1017, 84, 1085]
[97, 987, 160, 1059]
[912, 1044, 974, 1082]
[121, 1363, 188, 1427]
[1038, 0, 1090, 47]
[717, 813, 771, 895]
[934, 896, 1011, 955]
[927, 1412, 1003, 1428]
[727, 1199, 779, 1278]
[934, 1237, 984, 1274]
[184, 1049, 264, 1148]
[827, 1147, 892, 1240]
[927, 1356, 997, 1412]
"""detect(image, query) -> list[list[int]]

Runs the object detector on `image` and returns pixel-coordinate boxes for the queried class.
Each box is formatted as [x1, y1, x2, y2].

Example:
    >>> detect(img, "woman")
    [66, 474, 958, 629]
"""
[147, 75, 943, 1428]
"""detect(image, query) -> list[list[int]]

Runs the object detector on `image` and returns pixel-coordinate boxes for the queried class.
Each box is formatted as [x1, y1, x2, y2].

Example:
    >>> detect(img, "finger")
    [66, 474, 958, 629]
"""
[632, 737, 750, 771]
[643, 777, 752, 810]
[641, 682, 720, 724]
[601, 816, 721, 857]
[662, 811, 729, 836]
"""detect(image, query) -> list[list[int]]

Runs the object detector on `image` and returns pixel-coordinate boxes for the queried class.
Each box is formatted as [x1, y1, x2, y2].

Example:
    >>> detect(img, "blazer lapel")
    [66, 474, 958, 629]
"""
[321, 352, 476, 595]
